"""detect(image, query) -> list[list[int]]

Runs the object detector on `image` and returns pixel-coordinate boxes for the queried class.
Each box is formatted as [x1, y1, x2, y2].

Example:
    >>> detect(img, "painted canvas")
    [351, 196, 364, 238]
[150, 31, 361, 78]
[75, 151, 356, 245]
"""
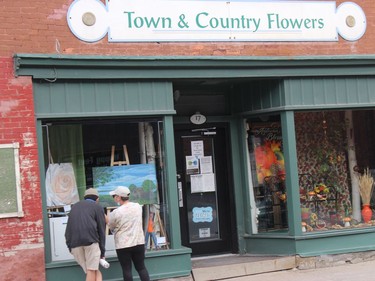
[93, 164, 158, 207]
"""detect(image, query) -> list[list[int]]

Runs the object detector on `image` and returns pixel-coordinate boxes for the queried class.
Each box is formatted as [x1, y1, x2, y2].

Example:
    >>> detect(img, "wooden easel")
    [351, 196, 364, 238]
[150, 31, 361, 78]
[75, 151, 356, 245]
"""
[106, 145, 130, 234]
[110, 145, 130, 166]
[155, 211, 169, 249]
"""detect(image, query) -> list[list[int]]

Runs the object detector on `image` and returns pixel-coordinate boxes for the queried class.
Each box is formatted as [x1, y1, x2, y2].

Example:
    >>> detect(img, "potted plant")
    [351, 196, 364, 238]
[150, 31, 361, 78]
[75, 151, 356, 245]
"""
[357, 167, 374, 223]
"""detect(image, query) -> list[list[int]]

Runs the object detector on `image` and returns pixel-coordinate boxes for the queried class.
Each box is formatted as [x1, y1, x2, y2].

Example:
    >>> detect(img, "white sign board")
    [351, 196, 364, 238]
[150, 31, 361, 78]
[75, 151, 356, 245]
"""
[68, 0, 366, 42]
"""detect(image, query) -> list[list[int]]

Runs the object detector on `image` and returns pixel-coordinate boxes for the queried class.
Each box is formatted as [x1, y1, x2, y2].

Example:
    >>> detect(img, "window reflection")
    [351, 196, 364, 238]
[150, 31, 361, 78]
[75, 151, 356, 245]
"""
[247, 116, 288, 233]
[296, 110, 375, 232]
[248, 110, 375, 234]
[43, 119, 169, 261]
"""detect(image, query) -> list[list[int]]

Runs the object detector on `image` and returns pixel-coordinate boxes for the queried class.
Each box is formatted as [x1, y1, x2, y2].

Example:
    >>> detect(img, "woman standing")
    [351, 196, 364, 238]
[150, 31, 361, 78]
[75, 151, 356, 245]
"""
[108, 186, 150, 281]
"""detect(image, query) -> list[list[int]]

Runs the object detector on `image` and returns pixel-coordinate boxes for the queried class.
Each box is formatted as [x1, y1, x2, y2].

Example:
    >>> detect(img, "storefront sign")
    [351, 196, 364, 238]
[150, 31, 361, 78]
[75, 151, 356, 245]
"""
[67, 0, 366, 42]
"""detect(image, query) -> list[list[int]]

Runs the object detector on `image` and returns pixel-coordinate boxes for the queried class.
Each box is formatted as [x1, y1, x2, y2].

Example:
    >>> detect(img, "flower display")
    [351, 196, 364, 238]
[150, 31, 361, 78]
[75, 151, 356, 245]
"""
[314, 183, 329, 195]
[314, 183, 329, 200]
[357, 167, 374, 205]
[254, 140, 285, 183]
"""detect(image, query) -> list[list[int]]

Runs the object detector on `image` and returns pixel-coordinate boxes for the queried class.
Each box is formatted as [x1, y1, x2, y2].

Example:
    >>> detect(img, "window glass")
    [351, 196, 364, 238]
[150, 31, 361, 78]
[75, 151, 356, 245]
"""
[43, 118, 169, 261]
[0, 143, 23, 218]
[247, 115, 288, 233]
[296, 110, 375, 232]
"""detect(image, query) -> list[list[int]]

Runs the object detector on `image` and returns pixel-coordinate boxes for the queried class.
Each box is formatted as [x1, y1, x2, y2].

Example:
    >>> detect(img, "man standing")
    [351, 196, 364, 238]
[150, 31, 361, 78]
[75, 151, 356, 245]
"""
[65, 188, 106, 281]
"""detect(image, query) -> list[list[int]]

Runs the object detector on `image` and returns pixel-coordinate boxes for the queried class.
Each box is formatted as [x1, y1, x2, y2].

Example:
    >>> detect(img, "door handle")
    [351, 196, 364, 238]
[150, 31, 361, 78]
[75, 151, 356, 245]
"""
[178, 181, 183, 207]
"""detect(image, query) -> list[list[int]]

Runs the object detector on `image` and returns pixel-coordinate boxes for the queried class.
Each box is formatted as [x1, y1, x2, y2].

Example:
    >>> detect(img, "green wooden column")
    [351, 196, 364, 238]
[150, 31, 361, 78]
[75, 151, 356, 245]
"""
[280, 111, 302, 236]
[230, 118, 248, 253]
[163, 115, 183, 248]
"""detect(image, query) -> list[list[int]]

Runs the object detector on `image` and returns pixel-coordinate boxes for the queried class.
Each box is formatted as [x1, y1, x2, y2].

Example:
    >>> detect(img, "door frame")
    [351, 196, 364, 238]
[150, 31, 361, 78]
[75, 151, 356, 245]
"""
[174, 122, 238, 256]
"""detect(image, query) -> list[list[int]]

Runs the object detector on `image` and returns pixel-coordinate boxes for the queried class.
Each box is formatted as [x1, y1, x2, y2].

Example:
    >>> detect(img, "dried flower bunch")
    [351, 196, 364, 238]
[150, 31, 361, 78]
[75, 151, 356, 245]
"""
[357, 168, 374, 205]
[314, 183, 329, 195]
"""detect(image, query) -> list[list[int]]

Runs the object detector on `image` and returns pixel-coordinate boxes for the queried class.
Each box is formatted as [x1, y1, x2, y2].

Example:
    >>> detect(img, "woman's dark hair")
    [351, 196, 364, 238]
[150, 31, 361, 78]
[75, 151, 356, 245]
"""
[84, 194, 99, 201]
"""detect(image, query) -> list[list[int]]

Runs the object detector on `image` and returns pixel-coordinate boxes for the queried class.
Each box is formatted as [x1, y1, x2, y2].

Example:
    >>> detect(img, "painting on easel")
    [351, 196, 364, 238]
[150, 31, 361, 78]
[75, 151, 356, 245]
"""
[93, 164, 158, 207]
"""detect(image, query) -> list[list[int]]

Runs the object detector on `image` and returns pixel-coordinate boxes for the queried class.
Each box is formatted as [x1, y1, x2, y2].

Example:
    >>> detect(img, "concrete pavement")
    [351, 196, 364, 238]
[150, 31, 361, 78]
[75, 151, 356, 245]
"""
[223, 259, 375, 281]
[160, 252, 375, 281]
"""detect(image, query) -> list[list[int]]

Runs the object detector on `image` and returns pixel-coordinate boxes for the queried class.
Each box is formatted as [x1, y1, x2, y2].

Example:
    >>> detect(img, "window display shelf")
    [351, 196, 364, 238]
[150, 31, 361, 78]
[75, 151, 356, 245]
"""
[304, 189, 338, 217]
[256, 175, 288, 231]
[299, 173, 339, 230]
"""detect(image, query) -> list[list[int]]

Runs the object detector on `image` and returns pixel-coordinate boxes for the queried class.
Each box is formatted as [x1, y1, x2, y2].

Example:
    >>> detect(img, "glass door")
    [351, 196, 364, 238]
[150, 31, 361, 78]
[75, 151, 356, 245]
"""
[174, 125, 237, 256]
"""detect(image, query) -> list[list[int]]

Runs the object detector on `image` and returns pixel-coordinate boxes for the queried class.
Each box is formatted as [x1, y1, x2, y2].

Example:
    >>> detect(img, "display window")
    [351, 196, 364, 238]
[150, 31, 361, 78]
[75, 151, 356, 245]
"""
[248, 110, 375, 234]
[247, 115, 288, 233]
[42, 118, 170, 261]
[296, 110, 375, 232]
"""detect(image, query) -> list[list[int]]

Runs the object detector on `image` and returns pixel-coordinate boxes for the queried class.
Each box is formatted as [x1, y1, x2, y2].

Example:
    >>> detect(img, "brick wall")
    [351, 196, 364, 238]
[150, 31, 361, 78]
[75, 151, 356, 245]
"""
[0, 0, 374, 58]
[0, 58, 45, 281]
[0, 0, 374, 280]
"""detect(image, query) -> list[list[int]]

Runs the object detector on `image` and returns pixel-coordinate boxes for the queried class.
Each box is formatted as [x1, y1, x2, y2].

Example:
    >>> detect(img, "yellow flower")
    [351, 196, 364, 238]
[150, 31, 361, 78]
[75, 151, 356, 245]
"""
[314, 183, 329, 194]
[310, 213, 318, 222]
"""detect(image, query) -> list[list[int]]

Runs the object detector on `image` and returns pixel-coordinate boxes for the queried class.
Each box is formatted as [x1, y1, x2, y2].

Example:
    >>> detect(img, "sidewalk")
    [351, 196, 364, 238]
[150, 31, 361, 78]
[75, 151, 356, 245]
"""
[223, 259, 375, 281]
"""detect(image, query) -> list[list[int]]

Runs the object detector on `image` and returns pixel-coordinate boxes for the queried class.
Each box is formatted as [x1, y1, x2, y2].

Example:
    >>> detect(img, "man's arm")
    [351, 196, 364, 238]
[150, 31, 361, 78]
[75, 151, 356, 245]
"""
[97, 207, 107, 258]
[65, 215, 72, 251]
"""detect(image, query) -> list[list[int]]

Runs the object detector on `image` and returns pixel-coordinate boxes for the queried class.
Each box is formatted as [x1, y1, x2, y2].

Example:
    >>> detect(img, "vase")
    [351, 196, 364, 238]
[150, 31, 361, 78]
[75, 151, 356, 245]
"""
[361, 204, 372, 223]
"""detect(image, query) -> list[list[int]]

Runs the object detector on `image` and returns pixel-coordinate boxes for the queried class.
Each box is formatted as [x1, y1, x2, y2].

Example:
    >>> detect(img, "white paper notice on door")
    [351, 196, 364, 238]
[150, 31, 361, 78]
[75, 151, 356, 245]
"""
[199, 228, 211, 238]
[200, 156, 213, 174]
[190, 173, 216, 193]
[191, 140, 204, 158]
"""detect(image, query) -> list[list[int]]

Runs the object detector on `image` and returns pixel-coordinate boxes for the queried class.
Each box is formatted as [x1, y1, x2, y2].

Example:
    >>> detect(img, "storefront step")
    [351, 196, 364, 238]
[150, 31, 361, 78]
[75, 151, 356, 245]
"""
[190, 254, 296, 281]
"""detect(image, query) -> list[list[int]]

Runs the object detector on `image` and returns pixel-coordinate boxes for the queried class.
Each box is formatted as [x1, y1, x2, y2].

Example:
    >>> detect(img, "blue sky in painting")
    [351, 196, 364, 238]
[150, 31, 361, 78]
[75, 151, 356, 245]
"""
[93, 164, 157, 195]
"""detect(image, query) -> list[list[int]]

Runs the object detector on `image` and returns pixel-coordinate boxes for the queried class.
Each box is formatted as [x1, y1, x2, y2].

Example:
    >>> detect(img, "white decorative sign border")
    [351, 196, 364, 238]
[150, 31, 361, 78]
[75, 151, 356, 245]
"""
[67, 0, 366, 42]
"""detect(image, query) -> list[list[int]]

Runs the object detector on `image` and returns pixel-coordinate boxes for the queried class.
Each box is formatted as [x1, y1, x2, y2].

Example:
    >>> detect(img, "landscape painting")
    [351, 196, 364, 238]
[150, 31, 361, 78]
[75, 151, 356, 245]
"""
[93, 164, 158, 207]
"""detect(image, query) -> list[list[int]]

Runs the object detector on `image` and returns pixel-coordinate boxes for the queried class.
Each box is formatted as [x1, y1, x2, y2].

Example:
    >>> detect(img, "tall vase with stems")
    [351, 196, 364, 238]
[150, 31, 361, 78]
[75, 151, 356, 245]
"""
[358, 168, 374, 223]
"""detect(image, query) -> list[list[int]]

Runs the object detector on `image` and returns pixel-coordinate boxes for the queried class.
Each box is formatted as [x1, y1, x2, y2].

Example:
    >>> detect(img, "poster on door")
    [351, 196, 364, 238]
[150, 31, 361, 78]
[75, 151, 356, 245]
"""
[190, 173, 216, 193]
[186, 155, 199, 175]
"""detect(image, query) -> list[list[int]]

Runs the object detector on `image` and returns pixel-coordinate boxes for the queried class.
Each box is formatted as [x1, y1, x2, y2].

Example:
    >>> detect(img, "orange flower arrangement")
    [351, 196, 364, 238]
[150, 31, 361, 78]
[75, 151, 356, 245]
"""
[314, 183, 329, 200]
[314, 183, 329, 195]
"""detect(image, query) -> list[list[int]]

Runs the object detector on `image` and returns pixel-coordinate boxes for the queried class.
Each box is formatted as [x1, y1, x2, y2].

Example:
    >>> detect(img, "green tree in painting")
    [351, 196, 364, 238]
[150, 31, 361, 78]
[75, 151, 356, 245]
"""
[142, 179, 156, 192]
[93, 167, 114, 188]
[127, 181, 158, 204]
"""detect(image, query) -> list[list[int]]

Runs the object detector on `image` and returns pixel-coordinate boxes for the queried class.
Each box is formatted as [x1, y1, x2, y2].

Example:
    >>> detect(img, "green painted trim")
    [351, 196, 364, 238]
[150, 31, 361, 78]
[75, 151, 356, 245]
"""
[280, 111, 301, 236]
[33, 81, 175, 118]
[46, 248, 192, 281]
[37, 120, 54, 263]
[14, 54, 375, 79]
[295, 229, 375, 257]
[244, 236, 296, 255]
[235, 104, 375, 117]
[14, 53, 375, 64]
[163, 115, 183, 249]
[229, 118, 248, 254]
[35, 110, 176, 119]
[244, 229, 375, 256]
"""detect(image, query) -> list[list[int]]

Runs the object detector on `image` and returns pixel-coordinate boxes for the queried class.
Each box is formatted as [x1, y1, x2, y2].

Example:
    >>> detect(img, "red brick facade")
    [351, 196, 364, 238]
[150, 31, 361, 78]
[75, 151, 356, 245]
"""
[0, 0, 374, 280]
[1, 0, 374, 58]
[0, 58, 45, 281]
